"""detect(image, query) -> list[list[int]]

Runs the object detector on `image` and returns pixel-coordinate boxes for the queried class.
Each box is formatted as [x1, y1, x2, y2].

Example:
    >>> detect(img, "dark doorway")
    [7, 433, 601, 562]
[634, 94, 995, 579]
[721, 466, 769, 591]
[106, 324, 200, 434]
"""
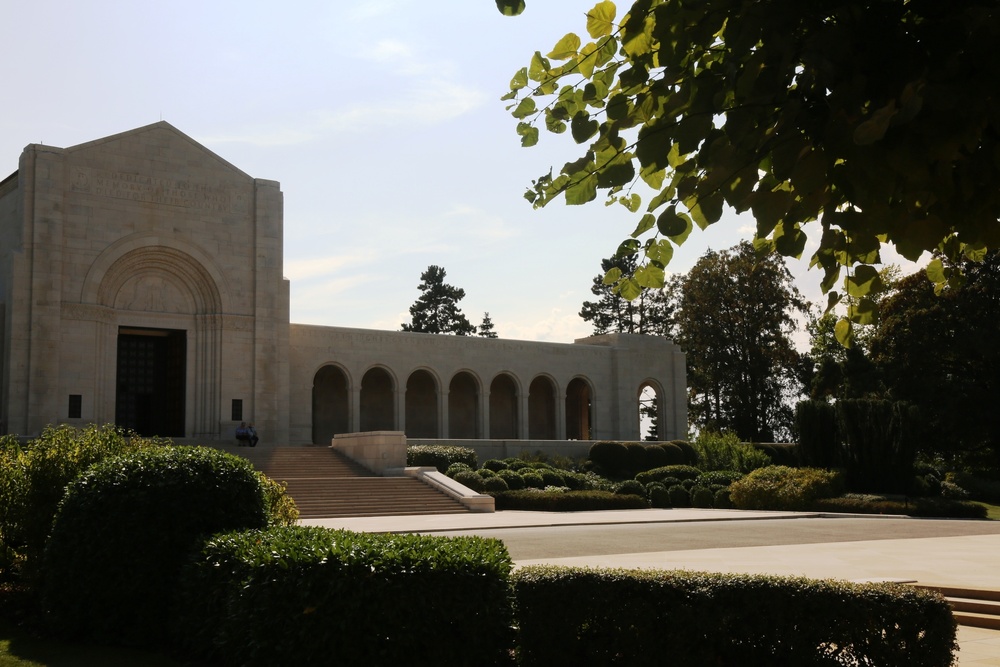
[116, 327, 186, 437]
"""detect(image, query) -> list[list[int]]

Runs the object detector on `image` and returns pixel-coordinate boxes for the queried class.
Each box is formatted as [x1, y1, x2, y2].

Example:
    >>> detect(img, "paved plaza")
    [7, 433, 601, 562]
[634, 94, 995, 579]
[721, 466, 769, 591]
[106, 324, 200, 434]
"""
[306, 508, 1000, 666]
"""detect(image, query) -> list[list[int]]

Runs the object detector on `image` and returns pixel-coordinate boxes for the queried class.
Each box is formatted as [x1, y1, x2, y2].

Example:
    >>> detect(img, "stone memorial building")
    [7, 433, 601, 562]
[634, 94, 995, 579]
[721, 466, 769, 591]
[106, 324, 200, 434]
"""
[0, 122, 686, 448]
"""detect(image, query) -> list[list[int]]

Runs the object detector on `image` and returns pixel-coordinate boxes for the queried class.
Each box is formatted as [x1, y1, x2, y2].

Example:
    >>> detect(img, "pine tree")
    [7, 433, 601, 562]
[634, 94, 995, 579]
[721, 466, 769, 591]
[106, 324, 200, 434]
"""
[401, 265, 475, 335]
[579, 255, 675, 336]
[478, 312, 498, 338]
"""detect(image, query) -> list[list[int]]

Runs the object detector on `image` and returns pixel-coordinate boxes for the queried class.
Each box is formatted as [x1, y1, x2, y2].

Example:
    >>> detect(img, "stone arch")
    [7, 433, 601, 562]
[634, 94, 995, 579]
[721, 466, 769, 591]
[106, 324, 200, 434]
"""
[566, 376, 594, 440]
[489, 373, 520, 439]
[405, 368, 439, 438]
[361, 366, 396, 432]
[528, 375, 557, 440]
[313, 364, 350, 444]
[83, 234, 228, 313]
[449, 371, 480, 439]
[638, 378, 666, 441]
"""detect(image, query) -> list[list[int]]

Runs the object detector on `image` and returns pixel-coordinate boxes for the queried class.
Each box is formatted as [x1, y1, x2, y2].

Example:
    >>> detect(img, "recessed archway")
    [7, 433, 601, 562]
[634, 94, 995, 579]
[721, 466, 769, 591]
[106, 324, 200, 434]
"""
[405, 369, 438, 438]
[565, 377, 593, 440]
[449, 372, 480, 439]
[361, 367, 395, 432]
[313, 364, 350, 444]
[489, 373, 519, 439]
[528, 375, 556, 440]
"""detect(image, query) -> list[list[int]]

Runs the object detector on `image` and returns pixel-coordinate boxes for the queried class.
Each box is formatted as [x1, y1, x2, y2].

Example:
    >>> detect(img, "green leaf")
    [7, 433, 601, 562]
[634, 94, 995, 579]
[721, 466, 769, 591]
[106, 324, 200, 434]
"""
[577, 42, 599, 79]
[619, 194, 642, 213]
[565, 173, 598, 205]
[496, 0, 526, 16]
[925, 258, 947, 284]
[603, 266, 623, 285]
[963, 241, 989, 262]
[849, 297, 877, 325]
[845, 265, 883, 298]
[634, 263, 665, 288]
[630, 213, 656, 238]
[511, 98, 536, 119]
[517, 122, 539, 147]
[834, 317, 853, 348]
[510, 67, 528, 92]
[853, 100, 897, 146]
[656, 205, 686, 237]
[571, 112, 600, 143]
[548, 33, 582, 61]
[586, 1, 617, 39]
[644, 239, 674, 268]
[528, 51, 550, 82]
[773, 221, 807, 258]
[616, 276, 642, 301]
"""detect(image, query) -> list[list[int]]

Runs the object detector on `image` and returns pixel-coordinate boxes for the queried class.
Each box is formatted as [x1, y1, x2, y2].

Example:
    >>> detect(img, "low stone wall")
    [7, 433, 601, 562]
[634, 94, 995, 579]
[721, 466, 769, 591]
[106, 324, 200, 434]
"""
[407, 438, 597, 462]
[332, 431, 407, 474]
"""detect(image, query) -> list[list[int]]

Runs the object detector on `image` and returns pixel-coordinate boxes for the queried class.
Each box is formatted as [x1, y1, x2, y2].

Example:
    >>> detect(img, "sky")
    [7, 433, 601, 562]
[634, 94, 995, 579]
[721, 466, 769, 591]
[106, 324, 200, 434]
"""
[1, 1, 920, 345]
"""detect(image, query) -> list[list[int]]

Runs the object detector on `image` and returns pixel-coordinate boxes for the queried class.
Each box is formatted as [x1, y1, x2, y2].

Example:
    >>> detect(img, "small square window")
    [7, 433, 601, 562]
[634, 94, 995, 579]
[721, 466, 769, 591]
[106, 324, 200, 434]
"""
[231, 399, 243, 422]
[68, 394, 82, 419]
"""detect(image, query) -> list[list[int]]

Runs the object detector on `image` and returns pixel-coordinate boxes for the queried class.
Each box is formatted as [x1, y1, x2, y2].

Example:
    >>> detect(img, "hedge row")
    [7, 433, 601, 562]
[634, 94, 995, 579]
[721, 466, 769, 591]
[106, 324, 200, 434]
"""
[175, 526, 514, 666]
[407, 445, 477, 473]
[492, 490, 648, 512]
[513, 566, 956, 667]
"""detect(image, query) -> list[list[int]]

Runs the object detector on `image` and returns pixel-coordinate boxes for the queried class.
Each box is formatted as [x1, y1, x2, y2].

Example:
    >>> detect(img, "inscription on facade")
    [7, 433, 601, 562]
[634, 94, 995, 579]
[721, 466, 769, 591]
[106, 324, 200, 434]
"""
[72, 167, 248, 214]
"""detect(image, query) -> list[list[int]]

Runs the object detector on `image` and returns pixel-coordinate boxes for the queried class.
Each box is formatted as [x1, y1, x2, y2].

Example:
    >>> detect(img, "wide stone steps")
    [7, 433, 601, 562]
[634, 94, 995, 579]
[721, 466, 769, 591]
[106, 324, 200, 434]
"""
[221, 446, 469, 519]
[915, 585, 1000, 630]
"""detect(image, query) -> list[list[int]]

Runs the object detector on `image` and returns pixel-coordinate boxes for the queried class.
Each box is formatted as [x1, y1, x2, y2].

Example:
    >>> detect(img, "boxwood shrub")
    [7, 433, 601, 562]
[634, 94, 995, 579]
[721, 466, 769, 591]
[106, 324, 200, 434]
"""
[41, 446, 272, 647]
[407, 445, 477, 473]
[492, 490, 649, 511]
[588, 441, 630, 477]
[729, 465, 843, 511]
[635, 464, 703, 485]
[174, 526, 514, 666]
[513, 566, 955, 667]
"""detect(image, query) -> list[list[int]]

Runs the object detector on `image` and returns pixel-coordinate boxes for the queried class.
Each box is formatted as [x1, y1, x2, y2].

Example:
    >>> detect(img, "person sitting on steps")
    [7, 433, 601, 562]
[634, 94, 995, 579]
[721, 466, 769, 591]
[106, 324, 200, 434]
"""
[235, 421, 251, 446]
[247, 422, 259, 447]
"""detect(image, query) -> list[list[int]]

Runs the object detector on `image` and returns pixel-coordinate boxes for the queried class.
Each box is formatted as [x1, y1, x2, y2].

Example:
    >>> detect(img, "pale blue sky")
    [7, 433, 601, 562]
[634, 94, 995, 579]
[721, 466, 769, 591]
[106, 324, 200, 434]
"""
[1, 1, 915, 342]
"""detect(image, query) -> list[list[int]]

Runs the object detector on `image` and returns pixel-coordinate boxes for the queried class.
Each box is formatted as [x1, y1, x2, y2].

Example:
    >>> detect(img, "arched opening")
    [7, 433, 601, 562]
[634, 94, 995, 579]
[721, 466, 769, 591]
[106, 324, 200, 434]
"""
[638, 382, 663, 441]
[528, 376, 556, 440]
[312, 365, 349, 444]
[449, 372, 479, 439]
[565, 377, 592, 440]
[361, 367, 395, 432]
[489, 374, 519, 439]
[405, 369, 438, 438]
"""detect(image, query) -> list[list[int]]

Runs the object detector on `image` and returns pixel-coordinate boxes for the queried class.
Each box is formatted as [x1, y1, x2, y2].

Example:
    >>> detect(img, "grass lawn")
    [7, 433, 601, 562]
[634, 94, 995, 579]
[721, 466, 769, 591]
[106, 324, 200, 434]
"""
[0, 618, 197, 667]
[978, 501, 1000, 520]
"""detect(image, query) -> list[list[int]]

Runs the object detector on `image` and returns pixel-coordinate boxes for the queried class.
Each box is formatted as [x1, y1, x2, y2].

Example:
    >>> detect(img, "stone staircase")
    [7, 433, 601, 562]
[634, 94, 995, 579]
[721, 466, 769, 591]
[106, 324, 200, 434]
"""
[915, 585, 1000, 630]
[222, 446, 470, 519]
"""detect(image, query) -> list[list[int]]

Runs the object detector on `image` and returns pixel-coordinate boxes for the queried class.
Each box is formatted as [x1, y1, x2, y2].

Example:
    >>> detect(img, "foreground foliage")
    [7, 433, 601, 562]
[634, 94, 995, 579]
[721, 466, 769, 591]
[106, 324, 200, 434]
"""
[503, 0, 1000, 337]
[514, 566, 956, 667]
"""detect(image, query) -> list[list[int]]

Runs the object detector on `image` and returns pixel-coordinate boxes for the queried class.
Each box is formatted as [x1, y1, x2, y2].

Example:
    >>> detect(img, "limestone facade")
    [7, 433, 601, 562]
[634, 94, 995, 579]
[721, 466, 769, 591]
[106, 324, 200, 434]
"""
[0, 122, 686, 445]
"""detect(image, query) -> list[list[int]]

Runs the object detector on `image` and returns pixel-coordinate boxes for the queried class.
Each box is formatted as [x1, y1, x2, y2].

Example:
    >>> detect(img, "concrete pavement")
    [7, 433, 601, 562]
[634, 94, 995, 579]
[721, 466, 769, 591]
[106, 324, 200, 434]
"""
[303, 508, 1000, 665]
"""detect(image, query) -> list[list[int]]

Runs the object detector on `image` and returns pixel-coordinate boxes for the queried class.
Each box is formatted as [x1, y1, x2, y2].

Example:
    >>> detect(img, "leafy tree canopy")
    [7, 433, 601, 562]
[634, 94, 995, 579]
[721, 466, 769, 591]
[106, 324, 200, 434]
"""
[401, 265, 476, 335]
[580, 254, 675, 336]
[501, 0, 1000, 340]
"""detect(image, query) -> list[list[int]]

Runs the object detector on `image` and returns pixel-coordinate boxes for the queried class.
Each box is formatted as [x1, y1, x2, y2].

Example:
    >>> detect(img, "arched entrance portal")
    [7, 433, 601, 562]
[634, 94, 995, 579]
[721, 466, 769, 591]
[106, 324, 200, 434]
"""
[638, 381, 664, 441]
[405, 370, 438, 438]
[489, 374, 519, 439]
[115, 327, 186, 437]
[313, 365, 350, 444]
[528, 376, 556, 440]
[449, 372, 480, 438]
[565, 377, 592, 440]
[361, 367, 395, 432]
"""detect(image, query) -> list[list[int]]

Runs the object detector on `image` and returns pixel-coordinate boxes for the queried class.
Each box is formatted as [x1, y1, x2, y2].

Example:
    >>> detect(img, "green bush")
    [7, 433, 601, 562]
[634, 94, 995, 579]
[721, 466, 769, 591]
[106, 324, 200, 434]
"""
[175, 526, 514, 666]
[812, 495, 988, 519]
[493, 490, 649, 511]
[504, 458, 531, 470]
[649, 484, 672, 508]
[695, 470, 744, 487]
[588, 441, 630, 477]
[635, 464, 702, 485]
[540, 470, 566, 487]
[481, 458, 508, 472]
[0, 424, 163, 575]
[657, 442, 686, 465]
[755, 442, 800, 467]
[446, 462, 474, 477]
[947, 472, 1000, 503]
[643, 444, 670, 469]
[625, 442, 648, 474]
[667, 485, 690, 508]
[693, 429, 772, 473]
[615, 479, 646, 496]
[497, 468, 525, 490]
[478, 468, 498, 479]
[481, 476, 510, 493]
[690, 486, 715, 508]
[41, 446, 272, 647]
[521, 472, 545, 489]
[452, 470, 485, 492]
[407, 445, 477, 473]
[713, 488, 733, 509]
[668, 440, 700, 466]
[258, 475, 300, 526]
[513, 566, 956, 667]
[729, 466, 843, 511]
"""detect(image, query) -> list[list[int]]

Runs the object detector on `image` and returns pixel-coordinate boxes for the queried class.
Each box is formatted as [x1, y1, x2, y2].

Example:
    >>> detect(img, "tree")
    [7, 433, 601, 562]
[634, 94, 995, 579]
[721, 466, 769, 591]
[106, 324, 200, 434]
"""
[676, 242, 806, 442]
[478, 312, 499, 338]
[869, 253, 1000, 467]
[580, 254, 675, 336]
[401, 266, 476, 335]
[502, 1, 1000, 340]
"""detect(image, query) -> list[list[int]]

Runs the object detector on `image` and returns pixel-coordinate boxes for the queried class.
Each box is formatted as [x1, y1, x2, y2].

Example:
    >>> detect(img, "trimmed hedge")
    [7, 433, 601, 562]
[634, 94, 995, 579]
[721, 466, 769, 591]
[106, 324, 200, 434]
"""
[813, 495, 988, 519]
[407, 445, 477, 473]
[513, 566, 956, 667]
[492, 490, 649, 511]
[41, 446, 273, 647]
[635, 464, 702, 485]
[174, 526, 514, 666]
